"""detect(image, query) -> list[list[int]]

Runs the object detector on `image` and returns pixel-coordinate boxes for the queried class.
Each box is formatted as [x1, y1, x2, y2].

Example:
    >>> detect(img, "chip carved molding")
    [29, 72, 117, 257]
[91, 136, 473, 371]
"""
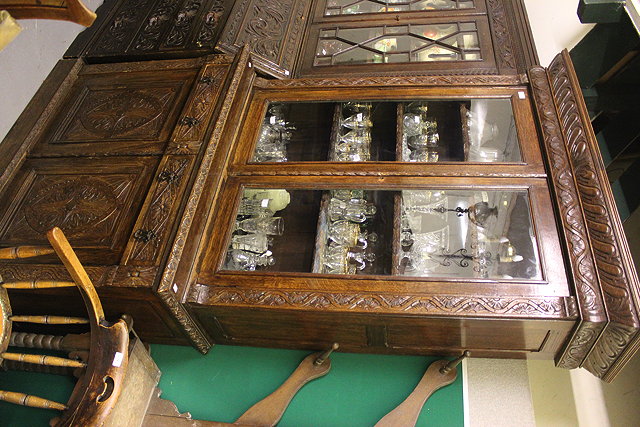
[486, 0, 517, 72]
[194, 286, 576, 318]
[254, 74, 523, 88]
[546, 51, 640, 379]
[157, 48, 251, 353]
[528, 65, 606, 369]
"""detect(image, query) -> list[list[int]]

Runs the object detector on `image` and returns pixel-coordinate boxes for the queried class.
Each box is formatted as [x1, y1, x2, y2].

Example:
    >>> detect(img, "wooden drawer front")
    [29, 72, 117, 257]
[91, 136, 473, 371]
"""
[32, 69, 197, 157]
[386, 319, 549, 353]
[85, 0, 229, 61]
[122, 155, 196, 266]
[169, 63, 230, 151]
[216, 0, 313, 78]
[0, 157, 159, 265]
[190, 305, 572, 357]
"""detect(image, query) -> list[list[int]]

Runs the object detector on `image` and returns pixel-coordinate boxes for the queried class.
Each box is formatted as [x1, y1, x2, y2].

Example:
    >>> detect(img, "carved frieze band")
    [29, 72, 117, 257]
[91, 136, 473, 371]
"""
[157, 289, 212, 354]
[547, 51, 640, 378]
[528, 65, 606, 369]
[486, 0, 517, 72]
[556, 321, 605, 369]
[253, 74, 524, 89]
[197, 287, 575, 318]
[583, 323, 638, 381]
[0, 263, 157, 289]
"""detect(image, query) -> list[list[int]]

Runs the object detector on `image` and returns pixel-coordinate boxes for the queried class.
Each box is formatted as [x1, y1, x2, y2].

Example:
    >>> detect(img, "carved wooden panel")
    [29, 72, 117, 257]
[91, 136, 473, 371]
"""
[83, 0, 231, 61]
[122, 155, 195, 266]
[169, 63, 230, 150]
[0, 157, 159, 265]
[32, 67, 197, 157]
[216, 0, 313, 78]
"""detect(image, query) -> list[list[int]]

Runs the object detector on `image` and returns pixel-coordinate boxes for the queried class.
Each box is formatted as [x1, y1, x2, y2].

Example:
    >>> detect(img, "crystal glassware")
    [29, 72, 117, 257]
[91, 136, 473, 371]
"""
[236, 198, 273, 217]
[341, 112, 372, 130]
[328, 198, 376, 222]
[227, 249, 275, 271]
[235, 217, 284, 235]
[231, 233, 270, 253]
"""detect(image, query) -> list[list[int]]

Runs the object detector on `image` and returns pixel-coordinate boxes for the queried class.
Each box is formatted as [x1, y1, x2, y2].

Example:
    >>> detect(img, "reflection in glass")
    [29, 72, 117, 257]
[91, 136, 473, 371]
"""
[251, 99, 520, 164]
[314, 22, 480, 66]
[223, 188, 541, 281]
[325, 0, 474, 15]
[398, 189, 540, 279]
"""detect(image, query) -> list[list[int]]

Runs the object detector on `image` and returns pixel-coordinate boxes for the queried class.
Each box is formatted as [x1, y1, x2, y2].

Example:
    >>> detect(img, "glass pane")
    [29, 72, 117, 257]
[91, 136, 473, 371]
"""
[313, 22, 481, 66]
[398, 189, 541, 280]
[252, 101, 397, 162]
[400, 99, 522, 162]
[222, 188, 542, 281]
[251, 99, 521, 163]
[223, 188, 394, 275]
[325, 0, 475, 16]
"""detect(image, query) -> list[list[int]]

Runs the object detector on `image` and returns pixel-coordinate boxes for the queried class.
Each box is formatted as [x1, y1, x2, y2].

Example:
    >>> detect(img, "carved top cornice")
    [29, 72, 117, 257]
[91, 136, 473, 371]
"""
[532, 50, 640, 380]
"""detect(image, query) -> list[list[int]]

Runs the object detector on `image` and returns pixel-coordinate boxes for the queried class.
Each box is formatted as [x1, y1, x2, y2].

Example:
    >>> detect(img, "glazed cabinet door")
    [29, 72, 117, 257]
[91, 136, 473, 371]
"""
[297, 0, 529, 77]
[186, 77, 576, 357]
[230, 85, 544, 176]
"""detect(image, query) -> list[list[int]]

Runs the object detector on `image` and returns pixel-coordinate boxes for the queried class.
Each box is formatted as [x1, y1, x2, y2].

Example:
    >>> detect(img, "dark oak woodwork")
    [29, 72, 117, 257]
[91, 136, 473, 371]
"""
[2, 6, 638, 382]
[529, 51, 640, 382]
[0, 54, 238, 350]
[0, 157, 159, 265]
[67, 0, 233, 63]
[216, 0, 313, 78]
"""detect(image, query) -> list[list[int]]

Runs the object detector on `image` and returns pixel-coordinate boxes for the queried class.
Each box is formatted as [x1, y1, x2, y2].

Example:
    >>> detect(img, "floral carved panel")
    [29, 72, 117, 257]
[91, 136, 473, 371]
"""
[217, 0, 312, 77]
[52, 85, 180, 143]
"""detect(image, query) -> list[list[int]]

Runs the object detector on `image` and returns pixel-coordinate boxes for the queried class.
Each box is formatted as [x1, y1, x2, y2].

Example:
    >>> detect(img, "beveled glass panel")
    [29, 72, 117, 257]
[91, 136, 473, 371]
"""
[222, 188, 541, 281]
[313, 22, 481, 66]
[251, 99, 521, 163]
[325, 0, 474, 16]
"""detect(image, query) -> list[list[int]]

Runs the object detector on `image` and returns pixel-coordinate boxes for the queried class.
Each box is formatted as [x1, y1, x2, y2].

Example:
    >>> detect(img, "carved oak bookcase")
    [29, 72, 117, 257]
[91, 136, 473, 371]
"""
[168, 51, 637, 382]
[0, 9, 638, 383]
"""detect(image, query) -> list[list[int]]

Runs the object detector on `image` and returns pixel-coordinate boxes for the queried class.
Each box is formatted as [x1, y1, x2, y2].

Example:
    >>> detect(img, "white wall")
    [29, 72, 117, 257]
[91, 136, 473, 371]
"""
[522, 0, 595, 66]
[0, 0, 102, 142]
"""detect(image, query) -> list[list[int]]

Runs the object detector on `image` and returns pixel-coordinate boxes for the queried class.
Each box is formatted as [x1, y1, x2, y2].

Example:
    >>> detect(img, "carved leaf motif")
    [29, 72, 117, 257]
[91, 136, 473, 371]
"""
[164, 0, 203, 48]
[203, 288, 570, 317]
[486, 0, 516, 71]
[80, 92, 163, 138]
[93, 0, 156, 54]
[129, 158, 189, 264]
[195, 0, 225, 48]
[24, 177, 118, 234]
[132, 0, 181, 51]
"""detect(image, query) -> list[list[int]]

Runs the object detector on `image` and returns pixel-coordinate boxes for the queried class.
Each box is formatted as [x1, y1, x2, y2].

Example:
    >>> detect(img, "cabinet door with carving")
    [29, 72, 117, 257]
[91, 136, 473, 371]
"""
[216, 0, 314, 78]
[0, 157, 159, 265]
[74, 0, 232, 62]
[30, 62, 200, 158]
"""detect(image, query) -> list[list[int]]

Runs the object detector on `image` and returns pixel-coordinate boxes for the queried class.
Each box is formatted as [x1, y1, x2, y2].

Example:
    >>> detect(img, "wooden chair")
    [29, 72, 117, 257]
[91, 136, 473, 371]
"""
[0, 0, 96, 27]
[0, 227, 130, 426]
